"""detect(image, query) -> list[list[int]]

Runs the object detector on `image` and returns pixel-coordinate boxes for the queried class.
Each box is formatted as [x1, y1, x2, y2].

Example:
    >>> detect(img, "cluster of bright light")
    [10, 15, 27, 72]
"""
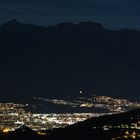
[0, 102, 109, 132]
[96, 117, 140, 139]
[34, 95, 140, 113]
[0, 95, 140, 133]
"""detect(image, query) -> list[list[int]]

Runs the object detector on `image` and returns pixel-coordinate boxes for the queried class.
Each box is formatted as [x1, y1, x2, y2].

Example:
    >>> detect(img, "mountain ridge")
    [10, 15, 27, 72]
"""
[0, 19, 104, 30]
[0, 19, 140, 100]
[1, 19, 140, 33]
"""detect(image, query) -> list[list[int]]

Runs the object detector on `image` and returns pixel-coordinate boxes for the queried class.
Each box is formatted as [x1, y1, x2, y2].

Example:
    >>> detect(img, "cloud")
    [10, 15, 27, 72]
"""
[0, 4, 25, 14]
[0, 0, 140, 29]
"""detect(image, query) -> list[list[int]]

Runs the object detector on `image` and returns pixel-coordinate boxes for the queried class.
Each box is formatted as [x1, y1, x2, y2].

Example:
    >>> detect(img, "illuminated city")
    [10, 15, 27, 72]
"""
[0, 95, 140, 134]
[34, 95, 140, 113]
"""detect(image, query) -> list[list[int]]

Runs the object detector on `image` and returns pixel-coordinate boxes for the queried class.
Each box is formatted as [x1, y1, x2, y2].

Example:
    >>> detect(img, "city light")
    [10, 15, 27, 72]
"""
[0, 95, 139, 132]
[2, 128, 10, 133]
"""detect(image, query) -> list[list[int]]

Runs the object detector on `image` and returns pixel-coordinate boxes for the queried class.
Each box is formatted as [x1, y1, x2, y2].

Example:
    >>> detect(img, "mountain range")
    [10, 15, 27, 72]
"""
[0, 19, 140, 101]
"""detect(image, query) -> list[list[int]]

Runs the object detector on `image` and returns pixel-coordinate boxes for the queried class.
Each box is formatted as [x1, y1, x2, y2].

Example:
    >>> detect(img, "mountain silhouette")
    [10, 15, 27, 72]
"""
[0, 19, 140, 100]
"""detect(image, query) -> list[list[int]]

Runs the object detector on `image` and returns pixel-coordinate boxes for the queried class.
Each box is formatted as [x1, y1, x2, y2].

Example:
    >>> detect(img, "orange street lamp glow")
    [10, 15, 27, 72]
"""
[2, 128, 10, 133]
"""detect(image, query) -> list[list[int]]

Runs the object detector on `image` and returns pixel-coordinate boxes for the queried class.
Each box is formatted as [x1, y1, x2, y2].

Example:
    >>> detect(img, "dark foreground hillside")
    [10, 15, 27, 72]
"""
[0, 126, 111, 140]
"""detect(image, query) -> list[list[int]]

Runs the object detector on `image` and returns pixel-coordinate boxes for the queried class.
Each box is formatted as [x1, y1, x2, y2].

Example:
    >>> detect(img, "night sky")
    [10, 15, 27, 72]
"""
[0, 0, 140, 29]
[0, 0, 140, 102]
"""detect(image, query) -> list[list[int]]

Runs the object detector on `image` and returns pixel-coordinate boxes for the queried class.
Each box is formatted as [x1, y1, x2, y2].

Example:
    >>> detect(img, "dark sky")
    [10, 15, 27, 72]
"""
[0, 0, 140, 29]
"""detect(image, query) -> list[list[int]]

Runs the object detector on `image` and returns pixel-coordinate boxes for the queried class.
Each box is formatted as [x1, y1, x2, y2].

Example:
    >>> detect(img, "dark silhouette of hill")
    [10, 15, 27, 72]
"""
[65, 109, 140, 128]
[46, 109, 140, 140]
[0, 125, 46, 140]
[0, 19, 140, 100]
